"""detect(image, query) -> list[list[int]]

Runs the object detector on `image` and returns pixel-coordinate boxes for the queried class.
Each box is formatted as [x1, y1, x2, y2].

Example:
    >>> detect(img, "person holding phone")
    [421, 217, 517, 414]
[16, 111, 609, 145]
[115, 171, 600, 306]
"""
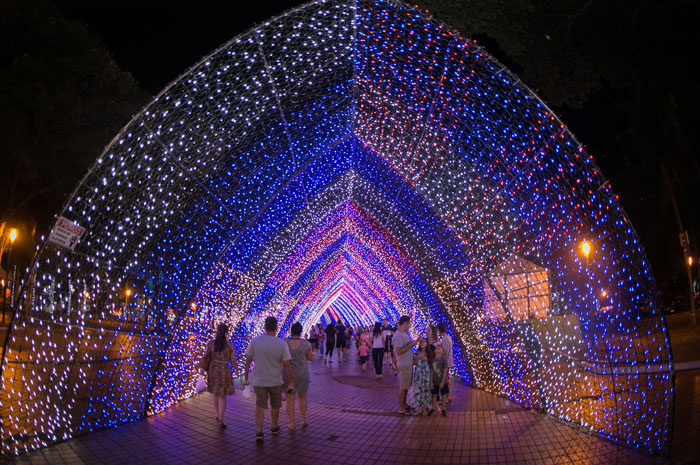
[393, 315, 420, 415]
[283, 322, 314, 430]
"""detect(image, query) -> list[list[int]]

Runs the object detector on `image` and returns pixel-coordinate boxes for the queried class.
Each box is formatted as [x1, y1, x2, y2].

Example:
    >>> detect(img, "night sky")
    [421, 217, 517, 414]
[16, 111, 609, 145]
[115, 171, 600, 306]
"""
[54, 0, 306, 94]
[14, 0, 698, 302]
[52, 0, 621, 175]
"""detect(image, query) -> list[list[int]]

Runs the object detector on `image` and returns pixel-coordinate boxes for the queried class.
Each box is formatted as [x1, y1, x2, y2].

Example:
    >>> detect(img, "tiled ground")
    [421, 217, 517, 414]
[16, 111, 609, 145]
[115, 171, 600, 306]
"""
[672, 368, 700, 463]
[7, 351, 666, 465]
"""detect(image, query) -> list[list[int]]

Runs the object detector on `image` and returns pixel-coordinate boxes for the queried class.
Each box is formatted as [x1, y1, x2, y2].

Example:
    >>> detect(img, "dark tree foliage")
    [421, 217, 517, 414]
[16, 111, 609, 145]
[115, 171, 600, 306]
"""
[0, 0, 150, 264]
[419, 0, 700, 302]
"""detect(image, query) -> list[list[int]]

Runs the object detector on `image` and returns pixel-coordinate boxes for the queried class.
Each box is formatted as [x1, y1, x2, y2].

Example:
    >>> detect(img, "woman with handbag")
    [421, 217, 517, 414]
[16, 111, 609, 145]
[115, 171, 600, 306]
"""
[283, 322, 314, 430]
[202, 323, 236, 428]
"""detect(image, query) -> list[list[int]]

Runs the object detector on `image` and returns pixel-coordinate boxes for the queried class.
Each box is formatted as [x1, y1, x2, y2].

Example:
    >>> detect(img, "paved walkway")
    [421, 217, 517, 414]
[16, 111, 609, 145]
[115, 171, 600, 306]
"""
[7, 351, 667, 465]
[672, 368, 700, 464]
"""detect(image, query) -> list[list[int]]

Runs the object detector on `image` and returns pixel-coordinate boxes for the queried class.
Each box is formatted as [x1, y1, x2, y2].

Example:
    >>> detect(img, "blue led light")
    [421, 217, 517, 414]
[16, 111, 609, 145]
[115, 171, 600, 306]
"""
[0, 0, 673, 457]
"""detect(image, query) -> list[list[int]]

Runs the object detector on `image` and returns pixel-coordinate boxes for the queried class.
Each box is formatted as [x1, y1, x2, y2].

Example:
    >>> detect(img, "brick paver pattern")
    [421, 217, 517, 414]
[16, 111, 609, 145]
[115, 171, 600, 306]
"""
[7, 350, 659, 464]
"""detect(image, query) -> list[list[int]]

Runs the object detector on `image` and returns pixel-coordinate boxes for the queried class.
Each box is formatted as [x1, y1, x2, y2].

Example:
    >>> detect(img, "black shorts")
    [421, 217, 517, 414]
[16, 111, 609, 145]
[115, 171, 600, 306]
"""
[308, 338, 317, 344]
[336, 339, 347, 349]
[431, 384, 449, 396]
[359, 355, 369, 364]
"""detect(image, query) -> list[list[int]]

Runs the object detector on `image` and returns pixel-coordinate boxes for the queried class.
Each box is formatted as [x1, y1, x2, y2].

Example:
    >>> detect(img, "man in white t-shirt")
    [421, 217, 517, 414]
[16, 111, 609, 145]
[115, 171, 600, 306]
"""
[437, 322, 453, 399]
[244, 316, 294, 442]
[393, 315, 420, 414]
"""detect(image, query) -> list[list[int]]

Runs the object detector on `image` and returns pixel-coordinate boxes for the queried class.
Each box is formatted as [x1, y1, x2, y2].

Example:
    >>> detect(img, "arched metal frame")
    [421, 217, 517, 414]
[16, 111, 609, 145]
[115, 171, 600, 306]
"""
[1, 0, 673, 457]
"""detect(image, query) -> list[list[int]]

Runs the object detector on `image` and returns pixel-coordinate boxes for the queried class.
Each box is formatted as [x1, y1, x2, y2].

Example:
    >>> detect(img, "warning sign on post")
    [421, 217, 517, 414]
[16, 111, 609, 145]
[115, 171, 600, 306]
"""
[48, 217, 86, 251]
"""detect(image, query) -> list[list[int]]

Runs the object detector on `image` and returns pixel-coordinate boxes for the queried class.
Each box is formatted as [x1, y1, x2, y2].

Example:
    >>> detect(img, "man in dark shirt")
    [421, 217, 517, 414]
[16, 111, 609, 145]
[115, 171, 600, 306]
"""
[336, 321, 348, 362]
[324, 322, 338, 363]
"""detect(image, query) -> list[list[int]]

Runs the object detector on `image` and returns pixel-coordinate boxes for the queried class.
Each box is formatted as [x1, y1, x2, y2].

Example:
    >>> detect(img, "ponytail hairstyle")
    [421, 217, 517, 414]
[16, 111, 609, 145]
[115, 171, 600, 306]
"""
[425, 339, 435, 362]
[214, 323, 228, 352]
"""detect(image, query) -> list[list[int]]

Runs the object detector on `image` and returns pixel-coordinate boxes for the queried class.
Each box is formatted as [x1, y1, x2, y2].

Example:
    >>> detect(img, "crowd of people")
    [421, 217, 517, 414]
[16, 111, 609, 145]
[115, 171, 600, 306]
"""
[199, 315, 454, 442]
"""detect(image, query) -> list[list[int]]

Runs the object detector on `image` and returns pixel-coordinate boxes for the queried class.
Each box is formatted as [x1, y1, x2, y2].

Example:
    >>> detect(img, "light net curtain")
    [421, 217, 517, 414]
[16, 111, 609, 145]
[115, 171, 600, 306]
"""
[0, 0, 672, 457]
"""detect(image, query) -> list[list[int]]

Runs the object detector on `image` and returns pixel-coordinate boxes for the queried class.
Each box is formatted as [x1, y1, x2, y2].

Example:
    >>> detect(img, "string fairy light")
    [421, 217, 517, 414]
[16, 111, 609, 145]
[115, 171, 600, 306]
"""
[0, 0, 672, 458]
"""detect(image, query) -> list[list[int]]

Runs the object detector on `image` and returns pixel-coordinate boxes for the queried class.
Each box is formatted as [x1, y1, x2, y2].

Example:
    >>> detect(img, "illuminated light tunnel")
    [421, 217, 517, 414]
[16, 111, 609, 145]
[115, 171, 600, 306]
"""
[0, 0, 674, 457]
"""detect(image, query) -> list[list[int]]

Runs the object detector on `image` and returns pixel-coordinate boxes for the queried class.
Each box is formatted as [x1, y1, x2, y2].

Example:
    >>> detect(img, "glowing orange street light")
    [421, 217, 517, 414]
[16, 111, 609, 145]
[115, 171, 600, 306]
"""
[580, 240, 592, 259]
[124, 288, 132, 320]
[3, 228, 19, 316]
[689, 256, 694, 267]
[601, 290, 607, 298]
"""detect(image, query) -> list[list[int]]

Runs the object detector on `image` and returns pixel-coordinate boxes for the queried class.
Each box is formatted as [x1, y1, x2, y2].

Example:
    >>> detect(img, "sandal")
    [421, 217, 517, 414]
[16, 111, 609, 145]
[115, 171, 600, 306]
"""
[301, 422, 308, 428]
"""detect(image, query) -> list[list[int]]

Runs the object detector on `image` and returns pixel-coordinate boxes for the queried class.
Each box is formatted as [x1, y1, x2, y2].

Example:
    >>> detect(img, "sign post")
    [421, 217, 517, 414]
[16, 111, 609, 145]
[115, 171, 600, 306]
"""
[48, 217, 86, 251]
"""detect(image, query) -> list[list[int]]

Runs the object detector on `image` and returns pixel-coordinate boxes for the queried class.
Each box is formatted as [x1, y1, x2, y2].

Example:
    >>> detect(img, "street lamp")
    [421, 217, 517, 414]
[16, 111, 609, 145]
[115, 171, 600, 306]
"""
[125, 288, 132, 320]
[580, 240, 592, 259]
[578, 239, 597, 320]
[679, 231, 696, 325]
[687, 255, 696, 325]
[2, 228, 19, 319]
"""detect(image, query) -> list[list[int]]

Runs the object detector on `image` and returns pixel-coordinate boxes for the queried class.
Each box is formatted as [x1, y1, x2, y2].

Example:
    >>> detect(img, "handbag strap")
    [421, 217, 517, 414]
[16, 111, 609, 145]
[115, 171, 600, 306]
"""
[202, 340, 213, 361]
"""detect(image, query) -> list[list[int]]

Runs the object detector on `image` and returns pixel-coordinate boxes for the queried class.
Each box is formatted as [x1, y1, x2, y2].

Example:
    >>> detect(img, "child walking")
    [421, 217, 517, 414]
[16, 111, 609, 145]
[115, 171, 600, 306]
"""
[317, 323, 325, 357]
[358, 340, 370, 372]
[431, 344, 449, 416]
[412, 338, 433, 416]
